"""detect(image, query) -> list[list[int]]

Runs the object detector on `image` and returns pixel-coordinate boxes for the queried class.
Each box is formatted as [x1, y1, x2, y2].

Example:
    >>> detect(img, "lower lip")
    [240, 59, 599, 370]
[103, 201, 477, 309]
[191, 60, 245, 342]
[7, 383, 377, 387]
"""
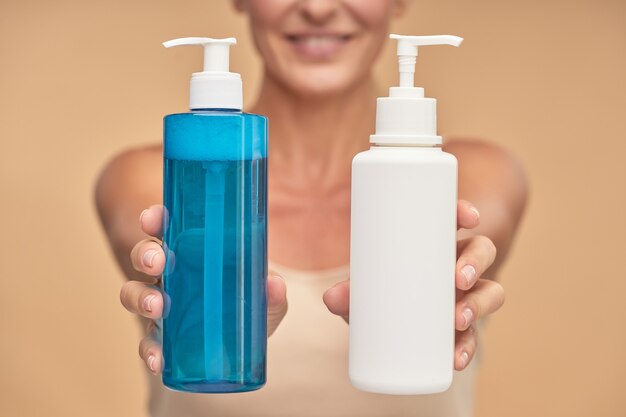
[287, 36, 351, 60]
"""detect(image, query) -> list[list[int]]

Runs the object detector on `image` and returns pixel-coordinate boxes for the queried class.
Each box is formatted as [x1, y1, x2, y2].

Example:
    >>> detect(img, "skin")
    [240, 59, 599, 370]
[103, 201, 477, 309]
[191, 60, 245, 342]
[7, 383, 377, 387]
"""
[96, 0, 527, 377]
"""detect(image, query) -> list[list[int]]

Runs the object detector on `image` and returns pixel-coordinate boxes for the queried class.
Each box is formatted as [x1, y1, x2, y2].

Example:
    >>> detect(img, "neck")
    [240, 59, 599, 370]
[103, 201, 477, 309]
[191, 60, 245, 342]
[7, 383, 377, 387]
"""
[251, 74, 376, 269]
[250, 74, 376, 188]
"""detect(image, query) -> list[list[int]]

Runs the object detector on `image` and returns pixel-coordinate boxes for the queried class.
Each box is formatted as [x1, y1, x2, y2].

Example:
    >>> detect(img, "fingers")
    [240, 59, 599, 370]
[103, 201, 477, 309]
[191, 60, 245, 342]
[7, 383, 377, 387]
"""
[455, 279, 505, 331]
[139, 205, 165, 238]
[131, 274, 287, 374]
[130, 239, 166, 277]
[323, 280, 350, 321]
[457, 200, 480, 230]
[139, 322, 162, 375]
[120, 280, 164, 319]
[136, 274, 286, 374]
[454, 325, 478, 371]
[456, 235, 497, 291]
[267, 273, 288, 337]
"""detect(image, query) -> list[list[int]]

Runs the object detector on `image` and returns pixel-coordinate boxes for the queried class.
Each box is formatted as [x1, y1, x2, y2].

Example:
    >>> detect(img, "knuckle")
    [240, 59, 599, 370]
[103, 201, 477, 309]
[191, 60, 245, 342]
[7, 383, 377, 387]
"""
[138, 337, 149, 359]
[487, 240, 497, 259]
[139, 336, 157, 361]
[465, 343, 475, 359]
[479, 235, 497, 259]
[468, 298, 481, 320]
[475, 234, 492, 251]
[493, 282, 506, 308]
[269, 298, 288, 317]
[119, 282, 134, 309]
[131, 242, 147, 270]
[129, 245, 140, 269]
[478, 280, 505, 314]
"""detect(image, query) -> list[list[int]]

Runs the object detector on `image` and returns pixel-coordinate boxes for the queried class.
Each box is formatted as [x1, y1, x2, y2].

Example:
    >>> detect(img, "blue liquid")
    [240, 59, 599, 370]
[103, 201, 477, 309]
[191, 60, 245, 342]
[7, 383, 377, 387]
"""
[162, 111, 267, 393]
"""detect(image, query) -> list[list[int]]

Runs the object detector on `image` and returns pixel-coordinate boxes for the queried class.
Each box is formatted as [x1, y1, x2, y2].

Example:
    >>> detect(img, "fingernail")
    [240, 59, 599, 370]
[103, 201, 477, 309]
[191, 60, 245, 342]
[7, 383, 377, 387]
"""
[143, 294, 156, 312]
[462, 308, 473, 327]
[459, 351, 469, 368]
[143, 250, 158, 268]
[469, 205, 480, 220]
[461, 265, 476, 285]
[147, 355, 156, 373]
[139, 209, 148, 226]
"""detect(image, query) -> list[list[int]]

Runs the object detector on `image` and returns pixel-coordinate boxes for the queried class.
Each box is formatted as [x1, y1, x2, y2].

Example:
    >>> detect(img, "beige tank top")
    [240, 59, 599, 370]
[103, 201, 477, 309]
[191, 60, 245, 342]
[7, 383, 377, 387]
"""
[148, 262, 478, 417]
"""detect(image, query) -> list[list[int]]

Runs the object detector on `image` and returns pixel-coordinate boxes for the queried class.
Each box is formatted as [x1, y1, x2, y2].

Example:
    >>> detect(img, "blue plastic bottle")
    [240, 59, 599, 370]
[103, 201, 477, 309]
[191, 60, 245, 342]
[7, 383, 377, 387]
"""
[161, 37, 268, 393]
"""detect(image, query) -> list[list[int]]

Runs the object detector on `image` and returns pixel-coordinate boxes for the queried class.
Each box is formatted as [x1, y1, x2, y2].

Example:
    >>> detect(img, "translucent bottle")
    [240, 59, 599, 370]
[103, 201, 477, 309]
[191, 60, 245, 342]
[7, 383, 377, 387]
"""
[161, 37, 268, 393]
[349, 35, 463, 395]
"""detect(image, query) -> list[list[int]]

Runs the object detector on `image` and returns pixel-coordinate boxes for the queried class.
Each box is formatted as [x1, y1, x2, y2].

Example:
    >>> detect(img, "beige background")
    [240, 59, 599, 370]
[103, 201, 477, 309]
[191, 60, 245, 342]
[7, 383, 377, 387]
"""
[1, 0, 625, 416]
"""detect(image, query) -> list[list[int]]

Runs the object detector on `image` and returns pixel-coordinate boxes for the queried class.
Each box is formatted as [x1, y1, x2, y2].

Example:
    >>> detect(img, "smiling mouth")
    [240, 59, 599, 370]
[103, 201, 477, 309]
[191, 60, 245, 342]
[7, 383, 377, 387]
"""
[285, 34, 353, 59]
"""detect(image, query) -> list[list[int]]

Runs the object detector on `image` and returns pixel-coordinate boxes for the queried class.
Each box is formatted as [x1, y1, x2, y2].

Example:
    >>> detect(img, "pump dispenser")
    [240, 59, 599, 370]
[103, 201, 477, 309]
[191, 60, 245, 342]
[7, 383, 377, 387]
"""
[371, 35, 463, 145]
[161, 36, 268, 393]
[163, 37, 242, 110]
[349, 34, 462, 395]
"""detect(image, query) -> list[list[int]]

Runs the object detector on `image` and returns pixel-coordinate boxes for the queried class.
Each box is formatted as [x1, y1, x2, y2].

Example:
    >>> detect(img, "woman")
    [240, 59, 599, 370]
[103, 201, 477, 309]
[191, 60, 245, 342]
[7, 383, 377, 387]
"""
[96, 0, 527, 416]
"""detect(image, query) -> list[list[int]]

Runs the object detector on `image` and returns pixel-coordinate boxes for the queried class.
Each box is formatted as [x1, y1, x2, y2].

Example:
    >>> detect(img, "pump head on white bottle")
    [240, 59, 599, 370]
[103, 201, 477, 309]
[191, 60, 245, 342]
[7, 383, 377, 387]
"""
[370, 34, 463, 146]
[163, 37, 242, 111]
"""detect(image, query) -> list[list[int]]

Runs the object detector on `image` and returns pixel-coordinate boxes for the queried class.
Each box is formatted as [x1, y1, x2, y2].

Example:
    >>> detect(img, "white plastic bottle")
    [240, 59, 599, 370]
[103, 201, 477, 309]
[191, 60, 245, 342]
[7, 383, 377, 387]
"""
[349, 34, 463, 395]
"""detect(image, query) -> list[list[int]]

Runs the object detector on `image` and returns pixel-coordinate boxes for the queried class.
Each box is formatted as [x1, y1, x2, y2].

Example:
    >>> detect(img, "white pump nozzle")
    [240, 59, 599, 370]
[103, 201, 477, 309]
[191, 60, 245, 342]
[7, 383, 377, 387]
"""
[164, 37, 242, 110]
[163, 37, 236, 72]
[370, 34, 463, 146]
[390, 34, 463, 89]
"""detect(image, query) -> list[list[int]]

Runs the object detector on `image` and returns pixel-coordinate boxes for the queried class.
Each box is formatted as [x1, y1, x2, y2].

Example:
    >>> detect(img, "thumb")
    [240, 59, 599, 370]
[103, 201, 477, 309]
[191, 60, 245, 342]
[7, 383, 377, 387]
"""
[267, 273, 288, 337]
[323, 280, 350, 322]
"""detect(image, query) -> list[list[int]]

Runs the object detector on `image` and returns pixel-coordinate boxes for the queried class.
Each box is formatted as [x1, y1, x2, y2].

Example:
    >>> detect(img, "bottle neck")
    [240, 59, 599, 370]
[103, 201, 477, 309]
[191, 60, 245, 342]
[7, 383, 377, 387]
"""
[370, 143, 442, 149]
[190, 108, 241, 112]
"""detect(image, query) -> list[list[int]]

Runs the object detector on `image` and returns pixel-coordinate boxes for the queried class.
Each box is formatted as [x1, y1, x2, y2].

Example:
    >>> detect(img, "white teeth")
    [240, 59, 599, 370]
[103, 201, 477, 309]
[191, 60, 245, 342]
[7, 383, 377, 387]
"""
[294, 36, 346, 46]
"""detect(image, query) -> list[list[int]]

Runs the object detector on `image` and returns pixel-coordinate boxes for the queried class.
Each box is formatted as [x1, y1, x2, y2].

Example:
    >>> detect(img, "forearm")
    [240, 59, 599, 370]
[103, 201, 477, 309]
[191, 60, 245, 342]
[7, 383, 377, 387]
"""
[94, 146, 162, 282]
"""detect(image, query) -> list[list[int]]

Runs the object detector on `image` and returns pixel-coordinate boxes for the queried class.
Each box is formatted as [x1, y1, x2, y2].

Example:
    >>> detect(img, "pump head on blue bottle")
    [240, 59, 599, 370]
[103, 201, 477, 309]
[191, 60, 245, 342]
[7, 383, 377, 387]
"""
[163, 37, 242, 110]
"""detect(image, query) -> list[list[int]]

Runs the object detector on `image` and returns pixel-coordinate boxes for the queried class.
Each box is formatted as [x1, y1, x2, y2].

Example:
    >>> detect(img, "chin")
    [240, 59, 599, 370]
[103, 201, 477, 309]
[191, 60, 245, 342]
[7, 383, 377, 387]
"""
[282, 67, 362, 98]
[292, 81, 352, 97]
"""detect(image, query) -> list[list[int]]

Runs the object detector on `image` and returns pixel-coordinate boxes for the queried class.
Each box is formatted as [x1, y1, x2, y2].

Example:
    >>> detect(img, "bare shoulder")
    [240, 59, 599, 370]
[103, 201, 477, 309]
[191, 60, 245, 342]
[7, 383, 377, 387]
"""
[94, 144, 162, 230]
[445, 138, 528, 196]
[444, 138, 529, 266]
[445, 138, 525, 173]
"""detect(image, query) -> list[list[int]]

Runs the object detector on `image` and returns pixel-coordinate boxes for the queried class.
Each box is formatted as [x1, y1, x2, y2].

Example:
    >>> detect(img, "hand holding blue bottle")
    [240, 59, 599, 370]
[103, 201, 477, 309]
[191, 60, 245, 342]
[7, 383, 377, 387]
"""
[119, 204, 288, 376]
